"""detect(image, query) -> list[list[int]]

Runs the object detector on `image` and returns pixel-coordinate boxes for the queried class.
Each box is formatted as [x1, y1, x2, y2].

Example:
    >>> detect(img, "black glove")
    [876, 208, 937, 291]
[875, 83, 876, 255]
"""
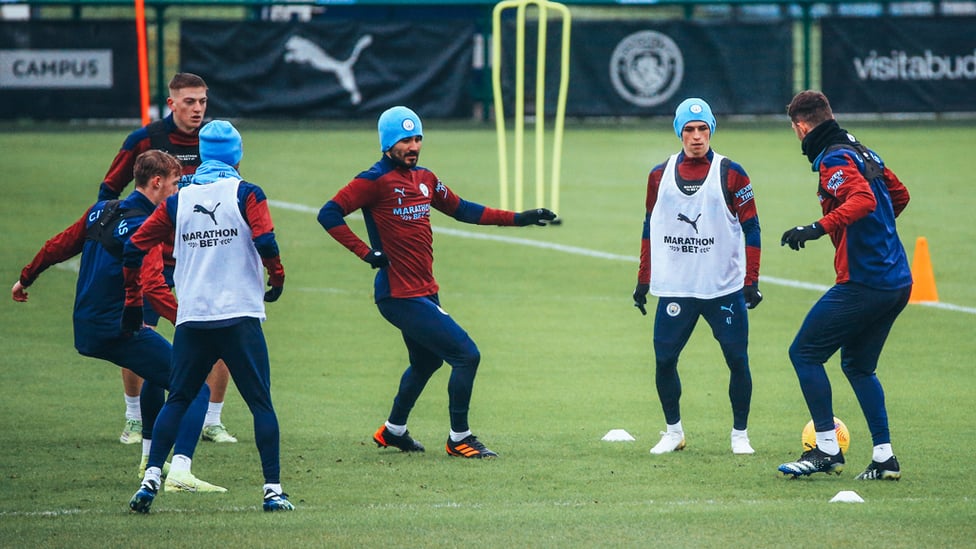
[362, 249, 389, 269]
[781, 222, 826, 250]
[743, 283, 763, 310]
[264, 282, 283, 303]
[515, 208, 557, 226]
[121, 305, 143, 335]
[633, 283, 649, 316]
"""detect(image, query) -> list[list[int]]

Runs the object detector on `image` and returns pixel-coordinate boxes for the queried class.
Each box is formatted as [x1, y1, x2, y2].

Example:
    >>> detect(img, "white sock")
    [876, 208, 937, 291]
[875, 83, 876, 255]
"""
[125, 395, 141, 421]
[142, 439, 152, 457]
[263, 483, 283, 496]
[204, 402, 224, 427]
[170, 454, 192, 474]
[450, 429, 472, 442]
[873, 443, 893, 462]
[144, 467, 162, 486]
[815, 431, 840, 455]
[667, 421, 684, 436]
[731, 428, 748, 438]
[384, 422, 407, 436]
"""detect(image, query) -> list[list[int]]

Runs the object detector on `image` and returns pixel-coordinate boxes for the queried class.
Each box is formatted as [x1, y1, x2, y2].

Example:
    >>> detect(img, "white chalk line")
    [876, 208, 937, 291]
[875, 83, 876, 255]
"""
[287, 200, 976, 316]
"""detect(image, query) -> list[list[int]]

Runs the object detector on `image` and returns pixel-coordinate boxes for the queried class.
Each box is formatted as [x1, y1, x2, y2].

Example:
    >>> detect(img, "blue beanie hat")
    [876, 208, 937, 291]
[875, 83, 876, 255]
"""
[198, 120, 243, 166]
[673, 98, 716, 139]
[378, 106, 423, 152]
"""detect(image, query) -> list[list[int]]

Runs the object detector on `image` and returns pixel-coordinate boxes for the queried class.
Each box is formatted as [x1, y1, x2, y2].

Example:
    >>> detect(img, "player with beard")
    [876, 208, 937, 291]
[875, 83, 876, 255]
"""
[777, 90, 911, 480]
[318, 106, 556, 459]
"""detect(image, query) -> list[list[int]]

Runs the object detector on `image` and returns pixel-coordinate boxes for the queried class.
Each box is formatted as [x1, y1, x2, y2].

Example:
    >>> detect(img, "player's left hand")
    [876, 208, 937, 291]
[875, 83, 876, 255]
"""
[743, 283, 763, 309]
[515, 208, 557, 226]
[11, 281, 29, 302]
[121, 305, 144, 335]
[781, 222, 825, 250]
[264, 281, 283, 302]
[633, 283, 649, 316]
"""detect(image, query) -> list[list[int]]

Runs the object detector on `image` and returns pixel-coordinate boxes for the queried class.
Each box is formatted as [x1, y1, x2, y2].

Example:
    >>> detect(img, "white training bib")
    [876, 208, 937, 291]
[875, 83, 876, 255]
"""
[648, 153, 745, 298]
[173, 178, 265, 324]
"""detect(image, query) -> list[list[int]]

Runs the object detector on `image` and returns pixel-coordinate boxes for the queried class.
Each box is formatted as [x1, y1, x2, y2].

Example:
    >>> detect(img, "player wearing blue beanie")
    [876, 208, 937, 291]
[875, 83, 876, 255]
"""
[635, 96, 762, 457]
[377, 106, 423, 152]
[319, 106, 557, 460]
[673, 97, 716, 139]
[198, 120, 243, 166]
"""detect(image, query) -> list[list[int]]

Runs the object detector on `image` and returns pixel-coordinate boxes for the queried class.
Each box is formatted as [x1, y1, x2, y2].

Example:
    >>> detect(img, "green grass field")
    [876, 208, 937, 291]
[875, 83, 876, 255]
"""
[1, 119, 975, 547]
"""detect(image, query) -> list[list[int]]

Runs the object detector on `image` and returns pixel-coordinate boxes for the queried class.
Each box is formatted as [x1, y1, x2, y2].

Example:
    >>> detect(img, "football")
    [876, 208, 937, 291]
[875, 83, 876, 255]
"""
[802, 417, 850, 453]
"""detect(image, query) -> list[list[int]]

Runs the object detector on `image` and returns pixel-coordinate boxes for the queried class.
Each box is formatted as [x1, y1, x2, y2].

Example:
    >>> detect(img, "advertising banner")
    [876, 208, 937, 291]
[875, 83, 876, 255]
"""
[498, 19, 793, 118]
[821, 17, 976, 112]
[181, 21, 475, 118]
[0, 21, 140, 119]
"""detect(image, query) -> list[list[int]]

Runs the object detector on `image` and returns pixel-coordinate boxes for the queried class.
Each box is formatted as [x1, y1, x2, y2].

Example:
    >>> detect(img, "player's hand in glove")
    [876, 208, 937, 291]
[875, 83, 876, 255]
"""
[121, 305, 144, 335]
[633, 283, 650, 316]
[514, 208, 557, 226]
[743, 283, 763, 309]
[362, 249, 389, 269]
[264, 280, 283, 303]
[781, 222, 826, 250]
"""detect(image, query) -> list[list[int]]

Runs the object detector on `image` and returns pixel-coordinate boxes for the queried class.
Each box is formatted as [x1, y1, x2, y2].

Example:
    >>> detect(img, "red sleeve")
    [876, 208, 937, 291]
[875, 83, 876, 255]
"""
[129, 201, 175, 253]
[332, 177, 379, 218]
[102, 140, 150, 197]
[425, 176, 516, 225]
[745, 246, 760, 287]
[328, 178, 378, 259]
[637, 168, 662, 285]
[124, 201, 175, 307]
[141, 245, 177, 324]
[883, 167, 910, 217]
[244, 191, 275, 240]
[326, 224, 371, 259]
[19, 209, 90, 286]
[477, 206, 517, 226]
[817, 159, 877, 233]
[725, 167, 761, 286]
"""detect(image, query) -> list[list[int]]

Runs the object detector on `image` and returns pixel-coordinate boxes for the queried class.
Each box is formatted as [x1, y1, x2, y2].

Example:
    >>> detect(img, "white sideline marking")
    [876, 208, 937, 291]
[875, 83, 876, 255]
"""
[274, 199, 976, 315]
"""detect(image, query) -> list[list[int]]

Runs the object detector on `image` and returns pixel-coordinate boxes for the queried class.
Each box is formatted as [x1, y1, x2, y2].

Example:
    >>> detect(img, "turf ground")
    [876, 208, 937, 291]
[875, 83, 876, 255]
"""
[1, 119, 974, 547]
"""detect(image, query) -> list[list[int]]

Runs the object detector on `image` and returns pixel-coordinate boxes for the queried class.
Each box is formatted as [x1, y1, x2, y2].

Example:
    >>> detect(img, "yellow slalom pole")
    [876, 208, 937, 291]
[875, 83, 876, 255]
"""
[491, 1, 510, 210]
[513, 1, 526, 211]
[534, 0, 547, 209]
[492, 0, 570, 216]
[550, 2, 571, 216]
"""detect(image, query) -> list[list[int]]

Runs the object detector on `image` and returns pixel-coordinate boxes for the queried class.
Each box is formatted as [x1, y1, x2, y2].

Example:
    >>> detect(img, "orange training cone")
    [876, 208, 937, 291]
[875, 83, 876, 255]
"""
[909, 236, 939, 303]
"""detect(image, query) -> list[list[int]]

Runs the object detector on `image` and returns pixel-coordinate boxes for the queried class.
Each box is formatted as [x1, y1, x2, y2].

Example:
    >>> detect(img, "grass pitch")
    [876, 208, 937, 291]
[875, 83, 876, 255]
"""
[1, 119, 974, 547]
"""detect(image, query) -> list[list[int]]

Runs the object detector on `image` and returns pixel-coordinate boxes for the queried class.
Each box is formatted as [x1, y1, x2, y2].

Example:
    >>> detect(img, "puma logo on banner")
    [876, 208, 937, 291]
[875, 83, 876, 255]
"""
[284, 35, 373, 105]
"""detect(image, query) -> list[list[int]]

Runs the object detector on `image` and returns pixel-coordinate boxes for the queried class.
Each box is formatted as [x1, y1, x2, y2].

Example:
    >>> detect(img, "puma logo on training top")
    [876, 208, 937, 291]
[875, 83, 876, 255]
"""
[283, 35, 373, 105]
[677, 213, 701, 234]
[194, 202, 220, 225]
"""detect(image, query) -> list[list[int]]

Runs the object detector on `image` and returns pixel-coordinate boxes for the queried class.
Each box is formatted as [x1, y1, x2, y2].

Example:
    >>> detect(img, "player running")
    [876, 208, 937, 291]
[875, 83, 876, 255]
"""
[318, 106, 556, 459]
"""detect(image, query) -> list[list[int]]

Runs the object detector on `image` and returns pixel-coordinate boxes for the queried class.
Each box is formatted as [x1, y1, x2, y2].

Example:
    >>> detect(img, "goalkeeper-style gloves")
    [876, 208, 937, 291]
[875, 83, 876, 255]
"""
[362, 249, 389, 269]
[743, 283, 763, 310]
[514, 208, 557, 226]
[781, 222, 825, 250]
[633, 283, 649, 316]
[121, 305, 143, 336]
[264, 281, 284, 303]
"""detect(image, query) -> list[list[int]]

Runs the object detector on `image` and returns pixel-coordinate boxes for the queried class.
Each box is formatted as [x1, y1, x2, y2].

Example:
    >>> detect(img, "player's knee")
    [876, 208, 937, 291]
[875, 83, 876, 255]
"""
[455, 343, 480, 370]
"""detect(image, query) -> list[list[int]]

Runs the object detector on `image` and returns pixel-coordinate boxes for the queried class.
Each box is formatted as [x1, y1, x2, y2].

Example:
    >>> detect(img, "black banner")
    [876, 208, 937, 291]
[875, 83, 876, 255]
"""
[181, 21, 475, 119]
[822, 17, 976, 113]
[0, 21, 140, 119]
[498, 20, 793, 118]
